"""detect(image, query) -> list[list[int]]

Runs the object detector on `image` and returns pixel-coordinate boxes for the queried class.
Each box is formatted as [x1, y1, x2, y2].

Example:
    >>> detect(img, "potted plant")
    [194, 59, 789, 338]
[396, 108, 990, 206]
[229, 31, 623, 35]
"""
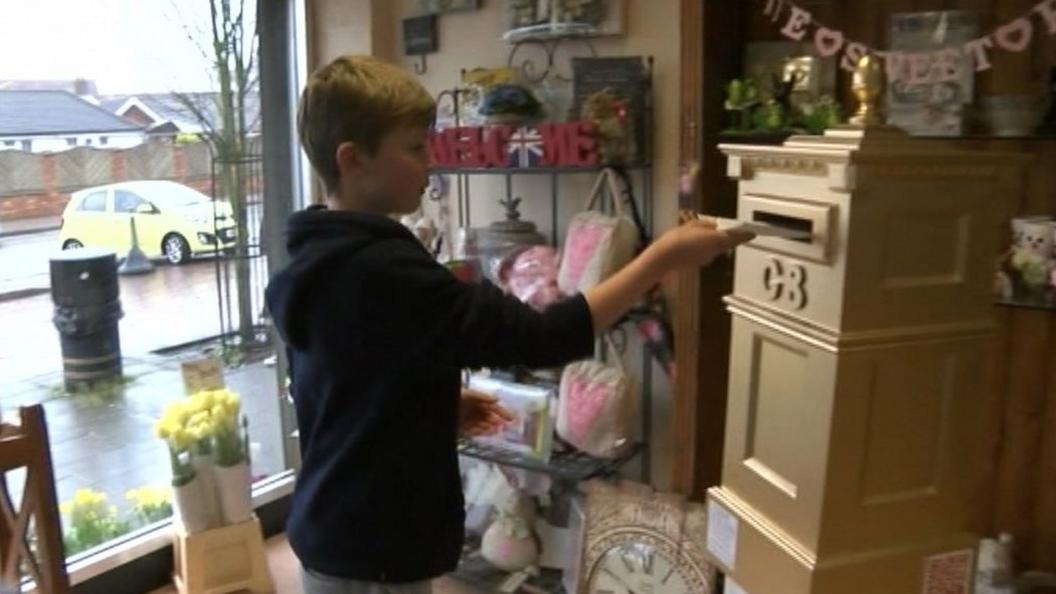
[208, 390, 253, 524]
[155, 398, 218, 532]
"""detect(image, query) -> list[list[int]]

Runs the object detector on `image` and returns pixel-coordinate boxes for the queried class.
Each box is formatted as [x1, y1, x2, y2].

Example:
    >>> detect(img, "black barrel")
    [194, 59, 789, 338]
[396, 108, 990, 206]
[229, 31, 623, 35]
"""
[50, 248, 124, 390]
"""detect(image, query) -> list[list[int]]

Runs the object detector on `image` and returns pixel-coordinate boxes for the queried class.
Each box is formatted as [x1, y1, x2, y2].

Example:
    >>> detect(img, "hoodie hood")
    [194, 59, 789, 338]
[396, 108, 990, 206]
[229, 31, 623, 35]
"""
[265, 206, 416, 348]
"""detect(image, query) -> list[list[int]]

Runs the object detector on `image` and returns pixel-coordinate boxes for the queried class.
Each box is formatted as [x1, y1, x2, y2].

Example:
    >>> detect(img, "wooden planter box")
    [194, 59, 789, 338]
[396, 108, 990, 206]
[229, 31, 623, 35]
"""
[172, 515, 273, 594]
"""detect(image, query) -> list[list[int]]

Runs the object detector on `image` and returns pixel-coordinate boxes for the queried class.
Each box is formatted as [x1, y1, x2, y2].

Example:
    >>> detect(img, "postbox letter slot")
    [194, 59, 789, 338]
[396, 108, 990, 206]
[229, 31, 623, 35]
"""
[752, 211, 814, 244]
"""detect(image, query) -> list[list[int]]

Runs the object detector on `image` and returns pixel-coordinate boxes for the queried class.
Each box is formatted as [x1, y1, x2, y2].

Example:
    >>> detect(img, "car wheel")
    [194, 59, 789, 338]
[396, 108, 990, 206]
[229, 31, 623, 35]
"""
[62, 239, 84, 250]
[162, 234, 191, 265]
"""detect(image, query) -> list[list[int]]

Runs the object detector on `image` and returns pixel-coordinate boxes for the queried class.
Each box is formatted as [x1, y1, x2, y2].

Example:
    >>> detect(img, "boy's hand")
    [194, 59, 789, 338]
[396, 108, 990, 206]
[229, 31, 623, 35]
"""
[459, 389, 514, 437]
[648, 219, 755, 272]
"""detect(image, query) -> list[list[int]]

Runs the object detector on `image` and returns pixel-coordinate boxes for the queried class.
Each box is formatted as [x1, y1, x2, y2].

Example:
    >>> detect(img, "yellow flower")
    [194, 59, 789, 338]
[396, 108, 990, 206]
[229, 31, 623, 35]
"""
[170, 428, 192, 450]
[157, 400, 193, 441]
[62, 489, 112, 525]
[211, 404, 227, 422]
[186, 424, 204, 441]
[173, 403, 191, 425]
[188, 410, 210, 428]
[126, 486, 171, 508]
[224, 392, 241, 416]
[154, 420, 170, 440]
[73, 488, 105, 508]
[192, 390, 216, 412]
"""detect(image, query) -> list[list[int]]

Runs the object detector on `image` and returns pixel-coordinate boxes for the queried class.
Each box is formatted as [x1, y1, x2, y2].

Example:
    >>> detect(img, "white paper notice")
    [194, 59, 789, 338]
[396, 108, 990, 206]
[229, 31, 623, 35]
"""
[725, 577, 748, 594]
[706, 499, 739, 571]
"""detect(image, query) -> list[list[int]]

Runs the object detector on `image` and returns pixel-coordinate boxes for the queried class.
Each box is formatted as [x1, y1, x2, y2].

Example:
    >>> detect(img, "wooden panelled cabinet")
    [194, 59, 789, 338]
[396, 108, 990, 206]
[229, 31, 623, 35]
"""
[705, 126, 1024, 594]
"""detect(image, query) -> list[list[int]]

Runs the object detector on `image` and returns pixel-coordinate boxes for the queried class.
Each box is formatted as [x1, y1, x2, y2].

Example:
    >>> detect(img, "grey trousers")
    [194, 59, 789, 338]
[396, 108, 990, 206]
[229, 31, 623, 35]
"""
[300, 569, 433, 594]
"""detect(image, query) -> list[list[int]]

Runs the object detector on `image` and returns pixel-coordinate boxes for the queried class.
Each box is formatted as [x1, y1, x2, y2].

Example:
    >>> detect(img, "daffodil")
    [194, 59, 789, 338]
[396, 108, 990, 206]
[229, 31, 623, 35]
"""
[60, 488, 130, 556]
[126, 486, 173, 525]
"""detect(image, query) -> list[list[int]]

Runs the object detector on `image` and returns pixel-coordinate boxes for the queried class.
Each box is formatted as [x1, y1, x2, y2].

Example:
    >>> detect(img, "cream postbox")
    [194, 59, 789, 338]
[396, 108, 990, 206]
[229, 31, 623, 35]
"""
[705, 126, 1023, 594]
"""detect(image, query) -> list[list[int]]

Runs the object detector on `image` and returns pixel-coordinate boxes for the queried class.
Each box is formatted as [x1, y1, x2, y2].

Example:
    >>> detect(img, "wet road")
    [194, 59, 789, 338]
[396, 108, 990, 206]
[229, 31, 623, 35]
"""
[0, 244, 261, 383]
[0, 229, 56, 295]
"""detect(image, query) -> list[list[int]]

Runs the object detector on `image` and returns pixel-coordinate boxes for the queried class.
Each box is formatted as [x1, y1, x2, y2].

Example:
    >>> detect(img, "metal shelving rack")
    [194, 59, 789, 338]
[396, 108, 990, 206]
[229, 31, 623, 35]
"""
[457, 439, 644, 483]
[435, 47, 656, 594]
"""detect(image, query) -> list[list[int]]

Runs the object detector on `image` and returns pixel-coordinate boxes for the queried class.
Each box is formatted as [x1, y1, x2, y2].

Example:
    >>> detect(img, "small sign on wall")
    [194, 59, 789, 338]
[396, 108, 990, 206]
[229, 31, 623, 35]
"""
[180, 357, 224, 395]
[418, 0, 480, 14]
[402, 14, 437, 56]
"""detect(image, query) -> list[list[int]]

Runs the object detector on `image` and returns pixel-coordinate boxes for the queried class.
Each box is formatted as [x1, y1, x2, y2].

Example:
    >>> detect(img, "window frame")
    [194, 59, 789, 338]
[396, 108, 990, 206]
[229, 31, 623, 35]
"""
[113, 190, 148, 214]
[78, 190, 109, 213]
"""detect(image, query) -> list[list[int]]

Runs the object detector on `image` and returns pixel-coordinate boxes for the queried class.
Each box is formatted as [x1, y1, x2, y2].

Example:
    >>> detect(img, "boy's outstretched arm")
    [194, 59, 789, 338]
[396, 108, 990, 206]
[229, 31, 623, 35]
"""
[584, 220, 754, 333]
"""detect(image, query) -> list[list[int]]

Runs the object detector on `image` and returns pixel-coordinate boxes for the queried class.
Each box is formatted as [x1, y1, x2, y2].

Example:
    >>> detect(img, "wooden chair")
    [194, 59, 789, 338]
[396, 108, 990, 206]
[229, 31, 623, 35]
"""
[0, 405, 70, 593]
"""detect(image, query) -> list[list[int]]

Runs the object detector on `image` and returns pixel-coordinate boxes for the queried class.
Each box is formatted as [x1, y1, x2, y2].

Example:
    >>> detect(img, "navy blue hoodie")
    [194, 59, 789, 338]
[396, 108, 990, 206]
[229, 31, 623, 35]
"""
[264, 206, 594, 582]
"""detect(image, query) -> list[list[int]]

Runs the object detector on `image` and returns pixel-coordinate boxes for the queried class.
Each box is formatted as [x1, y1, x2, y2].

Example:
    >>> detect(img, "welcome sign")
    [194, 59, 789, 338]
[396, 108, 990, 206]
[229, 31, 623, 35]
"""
[428, 122, 600, 169]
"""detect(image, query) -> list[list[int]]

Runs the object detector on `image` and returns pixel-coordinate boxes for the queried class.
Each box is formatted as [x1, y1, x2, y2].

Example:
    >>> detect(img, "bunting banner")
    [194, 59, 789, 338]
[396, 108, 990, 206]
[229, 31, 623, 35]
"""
[763, 0, 1056, 85]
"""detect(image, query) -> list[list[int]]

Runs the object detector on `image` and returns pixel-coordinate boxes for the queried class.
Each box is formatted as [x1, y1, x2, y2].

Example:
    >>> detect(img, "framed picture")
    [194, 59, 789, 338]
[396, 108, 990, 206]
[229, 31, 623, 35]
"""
[402, 15, 437, 56]
[886, 10, 978, 136]
[571, 56, 648, 164]
[744, 41, 837, 108]
[504, 0, 625, 41]
[418, 0, 480, 14]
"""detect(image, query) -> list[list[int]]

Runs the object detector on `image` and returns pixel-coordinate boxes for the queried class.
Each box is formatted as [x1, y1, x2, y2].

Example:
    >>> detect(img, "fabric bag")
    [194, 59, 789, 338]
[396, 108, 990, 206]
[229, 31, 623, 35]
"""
[557, 168, 640, 294]
[496, 245, 565, 311]
[556, 338, 636, 459]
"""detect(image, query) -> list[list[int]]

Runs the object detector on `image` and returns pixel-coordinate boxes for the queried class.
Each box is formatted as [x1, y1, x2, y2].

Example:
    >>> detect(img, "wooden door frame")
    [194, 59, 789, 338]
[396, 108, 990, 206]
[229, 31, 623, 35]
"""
[671, 0, 745, 498]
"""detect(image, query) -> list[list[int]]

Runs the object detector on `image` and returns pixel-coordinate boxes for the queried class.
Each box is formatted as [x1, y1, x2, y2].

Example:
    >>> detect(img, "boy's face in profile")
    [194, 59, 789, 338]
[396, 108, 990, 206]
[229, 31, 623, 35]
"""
[351, 124, 434, 215]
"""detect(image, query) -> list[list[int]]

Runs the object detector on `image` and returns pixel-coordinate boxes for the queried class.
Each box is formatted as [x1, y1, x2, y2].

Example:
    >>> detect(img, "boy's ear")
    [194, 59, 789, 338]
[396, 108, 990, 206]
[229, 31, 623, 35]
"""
[335, 141, 368, 179]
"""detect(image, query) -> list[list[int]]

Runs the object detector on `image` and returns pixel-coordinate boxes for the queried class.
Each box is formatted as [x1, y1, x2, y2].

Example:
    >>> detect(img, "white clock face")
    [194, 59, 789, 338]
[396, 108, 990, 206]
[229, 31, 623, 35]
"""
[586, 541, 693, 594]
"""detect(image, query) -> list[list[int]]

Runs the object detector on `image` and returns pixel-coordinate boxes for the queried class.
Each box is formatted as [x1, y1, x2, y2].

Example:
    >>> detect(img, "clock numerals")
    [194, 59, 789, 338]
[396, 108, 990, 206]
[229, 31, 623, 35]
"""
[660, 567, 675, 585]
[619, 551, 637, 574]
[588, 540, 699, 594]
[641, 548, 656, 575]
[617, 543, 656, 576]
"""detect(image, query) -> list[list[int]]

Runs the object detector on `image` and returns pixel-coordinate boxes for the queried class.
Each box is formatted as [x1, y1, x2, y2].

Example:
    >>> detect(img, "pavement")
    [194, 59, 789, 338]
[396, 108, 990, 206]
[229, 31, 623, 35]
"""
[0, 215, 62, 238]
[0, 239, 285, 518]
[3, 353, 286, 515]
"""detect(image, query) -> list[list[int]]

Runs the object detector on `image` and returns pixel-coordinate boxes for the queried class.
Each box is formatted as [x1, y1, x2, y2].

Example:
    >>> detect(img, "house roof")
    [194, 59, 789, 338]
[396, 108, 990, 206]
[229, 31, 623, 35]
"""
[0, 79, 98, 95]
[0, 90, 143, 136]
[102, 92, 261, 135]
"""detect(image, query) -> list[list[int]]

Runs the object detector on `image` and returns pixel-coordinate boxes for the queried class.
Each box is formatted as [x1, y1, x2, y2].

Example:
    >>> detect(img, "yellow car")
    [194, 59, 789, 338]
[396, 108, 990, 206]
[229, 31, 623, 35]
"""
[59, 181, 237, 264]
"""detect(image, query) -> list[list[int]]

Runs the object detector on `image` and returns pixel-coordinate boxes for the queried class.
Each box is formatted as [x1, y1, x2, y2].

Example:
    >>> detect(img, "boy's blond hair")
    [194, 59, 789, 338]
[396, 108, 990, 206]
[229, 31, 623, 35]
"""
[297, 55, 435, 193]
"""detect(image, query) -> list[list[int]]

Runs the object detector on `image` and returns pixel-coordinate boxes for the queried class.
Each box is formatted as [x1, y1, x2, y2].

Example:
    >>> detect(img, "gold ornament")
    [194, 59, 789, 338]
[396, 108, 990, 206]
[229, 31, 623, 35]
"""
[849, 53, 885, 127]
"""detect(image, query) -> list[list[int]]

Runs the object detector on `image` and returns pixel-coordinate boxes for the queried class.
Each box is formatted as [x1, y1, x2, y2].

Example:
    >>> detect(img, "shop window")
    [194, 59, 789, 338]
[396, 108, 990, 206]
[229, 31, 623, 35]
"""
[0, 0, 300, 580]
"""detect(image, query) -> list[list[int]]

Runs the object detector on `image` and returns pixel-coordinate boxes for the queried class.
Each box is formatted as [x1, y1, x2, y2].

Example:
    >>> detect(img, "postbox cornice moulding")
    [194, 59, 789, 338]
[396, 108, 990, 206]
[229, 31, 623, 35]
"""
[721, 149, 843, 186]
[724, 296, 997, 352]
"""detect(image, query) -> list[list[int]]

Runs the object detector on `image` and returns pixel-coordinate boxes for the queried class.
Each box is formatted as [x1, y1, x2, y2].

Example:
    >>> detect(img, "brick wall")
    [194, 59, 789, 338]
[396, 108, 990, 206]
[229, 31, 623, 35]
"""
[0, 142, 213, 222]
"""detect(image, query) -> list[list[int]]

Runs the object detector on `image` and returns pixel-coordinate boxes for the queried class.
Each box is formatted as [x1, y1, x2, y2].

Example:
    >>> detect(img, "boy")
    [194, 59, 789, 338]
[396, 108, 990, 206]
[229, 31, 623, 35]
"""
[265, 55, 752, 594]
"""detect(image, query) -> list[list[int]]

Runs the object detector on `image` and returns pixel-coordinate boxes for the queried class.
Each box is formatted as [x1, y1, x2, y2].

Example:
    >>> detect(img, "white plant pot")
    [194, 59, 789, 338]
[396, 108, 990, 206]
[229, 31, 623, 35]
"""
[173, 475, 216, 534]
[214, 462, 253, 525]
[191, 454, 222, 529]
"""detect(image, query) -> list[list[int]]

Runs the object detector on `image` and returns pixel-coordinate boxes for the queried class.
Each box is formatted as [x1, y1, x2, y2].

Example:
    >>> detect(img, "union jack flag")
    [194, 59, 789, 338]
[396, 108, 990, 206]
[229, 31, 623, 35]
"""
[507, 126, 544, 168]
